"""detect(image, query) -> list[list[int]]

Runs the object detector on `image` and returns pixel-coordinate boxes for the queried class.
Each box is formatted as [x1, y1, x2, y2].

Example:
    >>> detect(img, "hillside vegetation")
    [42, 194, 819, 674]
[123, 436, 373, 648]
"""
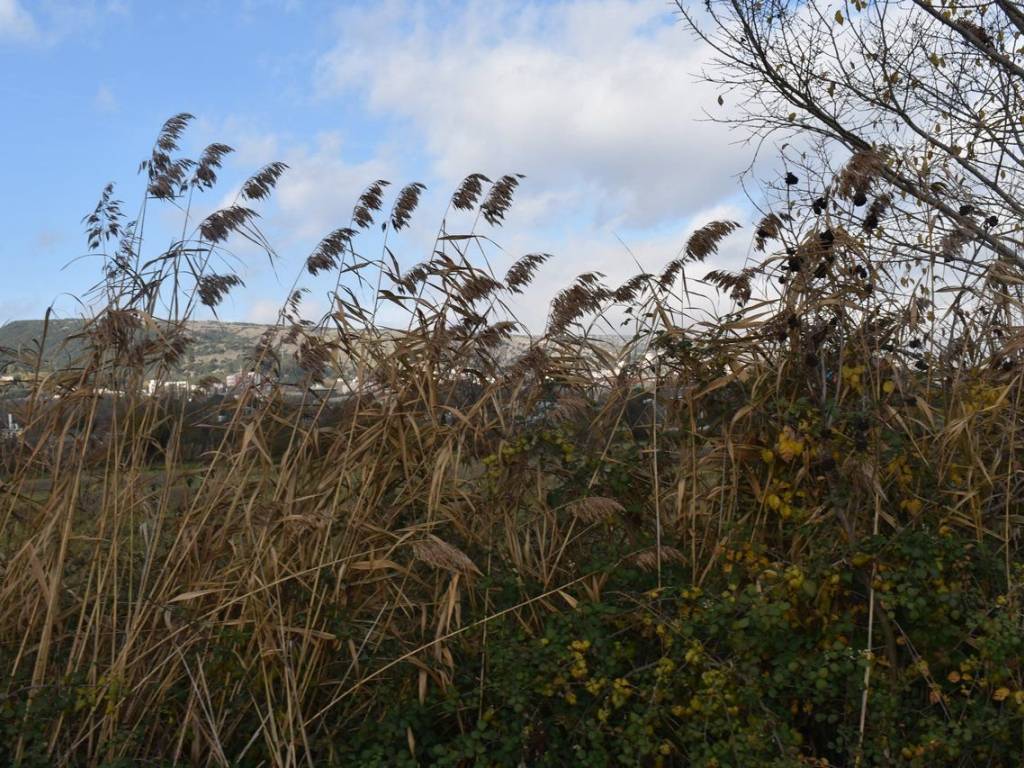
[0, 320, 578, 384]
[0, 319, 332, 381]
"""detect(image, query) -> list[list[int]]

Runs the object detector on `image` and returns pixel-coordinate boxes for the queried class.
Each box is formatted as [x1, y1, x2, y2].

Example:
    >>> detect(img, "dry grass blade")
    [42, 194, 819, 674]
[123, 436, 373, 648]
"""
[480, 174, 524, 226]
[192, 143, 234, 190]
[685, 220, 741, 262]
[754, 212, 783, 251]
[451, 173, 491, 211]
[197, 274, 243, 309]
[630, 545, 686, 571]
[241, 161, 288, 201]
[704, 268, 754, 305]
[413, 535, 481, 577]
[566, 496, 624, 524]
[155, 113, 194, 152]
[306, 228, 356, 276]
[504, 253, 552, 294]
[659, 219, 741, 289]
[352, 180, 391, 229]
[548, 272, 611, 335]
[835, 149, 886, 201]
[199, 206, 259, 245]
[391, 182, 426, 231]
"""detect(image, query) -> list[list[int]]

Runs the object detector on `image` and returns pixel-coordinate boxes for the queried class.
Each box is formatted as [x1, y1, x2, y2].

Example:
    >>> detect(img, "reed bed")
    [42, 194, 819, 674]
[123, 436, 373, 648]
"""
[0, 115, 1021, 766]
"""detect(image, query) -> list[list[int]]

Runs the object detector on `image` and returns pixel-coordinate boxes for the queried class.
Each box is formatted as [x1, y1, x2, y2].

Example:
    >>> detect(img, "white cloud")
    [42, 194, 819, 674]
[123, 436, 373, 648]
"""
[216, 127, 395, 242]
[490, 203, 753, 331]
[0, 0, 37, 41]
[151, 119, 754, 332]
[273, 134, 395, 241]
[193, 1, 763, 331]
[94, 84, 117, 112]
[157, 123, 404, 324]
[0, 1, 128, 46]
[245, 298, 285, 324]
[315, 0, 745, 230]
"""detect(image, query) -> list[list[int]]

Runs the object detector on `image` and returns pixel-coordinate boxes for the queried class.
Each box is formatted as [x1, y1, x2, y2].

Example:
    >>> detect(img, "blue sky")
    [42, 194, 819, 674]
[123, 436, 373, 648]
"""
[0, 0, 758, 329]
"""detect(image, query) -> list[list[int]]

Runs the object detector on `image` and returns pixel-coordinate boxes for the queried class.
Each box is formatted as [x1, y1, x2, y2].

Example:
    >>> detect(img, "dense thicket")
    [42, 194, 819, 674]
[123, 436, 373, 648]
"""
[2, 2, 1024, 764]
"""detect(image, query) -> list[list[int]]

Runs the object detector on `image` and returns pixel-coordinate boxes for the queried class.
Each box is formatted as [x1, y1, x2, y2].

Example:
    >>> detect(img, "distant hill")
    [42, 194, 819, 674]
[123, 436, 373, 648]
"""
[0, 318, 626, 382]
[0, 319, 279, 380]
[0, 319, 88, 371]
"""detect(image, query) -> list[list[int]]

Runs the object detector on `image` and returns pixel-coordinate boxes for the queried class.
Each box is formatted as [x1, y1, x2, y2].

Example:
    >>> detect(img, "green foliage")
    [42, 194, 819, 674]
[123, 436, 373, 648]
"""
[318, 530, 1022, 767]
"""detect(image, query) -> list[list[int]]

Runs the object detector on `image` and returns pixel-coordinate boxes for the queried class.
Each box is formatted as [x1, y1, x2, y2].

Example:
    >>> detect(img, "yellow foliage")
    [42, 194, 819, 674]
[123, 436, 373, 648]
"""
[775, 427, 805, 462]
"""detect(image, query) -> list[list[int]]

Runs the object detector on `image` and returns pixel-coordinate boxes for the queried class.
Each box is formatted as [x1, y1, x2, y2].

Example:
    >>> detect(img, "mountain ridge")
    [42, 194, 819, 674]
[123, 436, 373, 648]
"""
[0, 319, 298, 379]
[1, 319, 616, 380]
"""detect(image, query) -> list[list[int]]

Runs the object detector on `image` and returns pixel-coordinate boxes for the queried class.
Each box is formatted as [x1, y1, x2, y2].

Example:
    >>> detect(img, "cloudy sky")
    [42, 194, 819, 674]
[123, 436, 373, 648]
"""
[0, 0, 764, 330]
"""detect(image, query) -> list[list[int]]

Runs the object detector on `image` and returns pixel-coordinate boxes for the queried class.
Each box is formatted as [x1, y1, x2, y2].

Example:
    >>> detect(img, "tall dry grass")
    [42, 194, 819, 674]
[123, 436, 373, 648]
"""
[0, 115, 1021, 765]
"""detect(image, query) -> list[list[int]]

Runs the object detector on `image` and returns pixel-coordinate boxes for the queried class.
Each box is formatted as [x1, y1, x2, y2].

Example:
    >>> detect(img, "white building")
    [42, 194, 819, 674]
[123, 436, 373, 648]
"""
[145, 379, 196, 396]
[0, 412, 21, 438]
[225, 371, 265, 390]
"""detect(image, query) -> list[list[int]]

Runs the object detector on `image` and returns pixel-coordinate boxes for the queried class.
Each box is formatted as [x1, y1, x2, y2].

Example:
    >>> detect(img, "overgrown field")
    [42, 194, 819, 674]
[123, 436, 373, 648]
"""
[1, 109, 1023, 767]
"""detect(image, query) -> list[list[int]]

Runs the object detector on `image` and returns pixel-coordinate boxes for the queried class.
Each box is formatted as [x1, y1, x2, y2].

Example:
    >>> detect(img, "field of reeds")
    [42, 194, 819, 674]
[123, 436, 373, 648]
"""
[0, 114, 1022, 767]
